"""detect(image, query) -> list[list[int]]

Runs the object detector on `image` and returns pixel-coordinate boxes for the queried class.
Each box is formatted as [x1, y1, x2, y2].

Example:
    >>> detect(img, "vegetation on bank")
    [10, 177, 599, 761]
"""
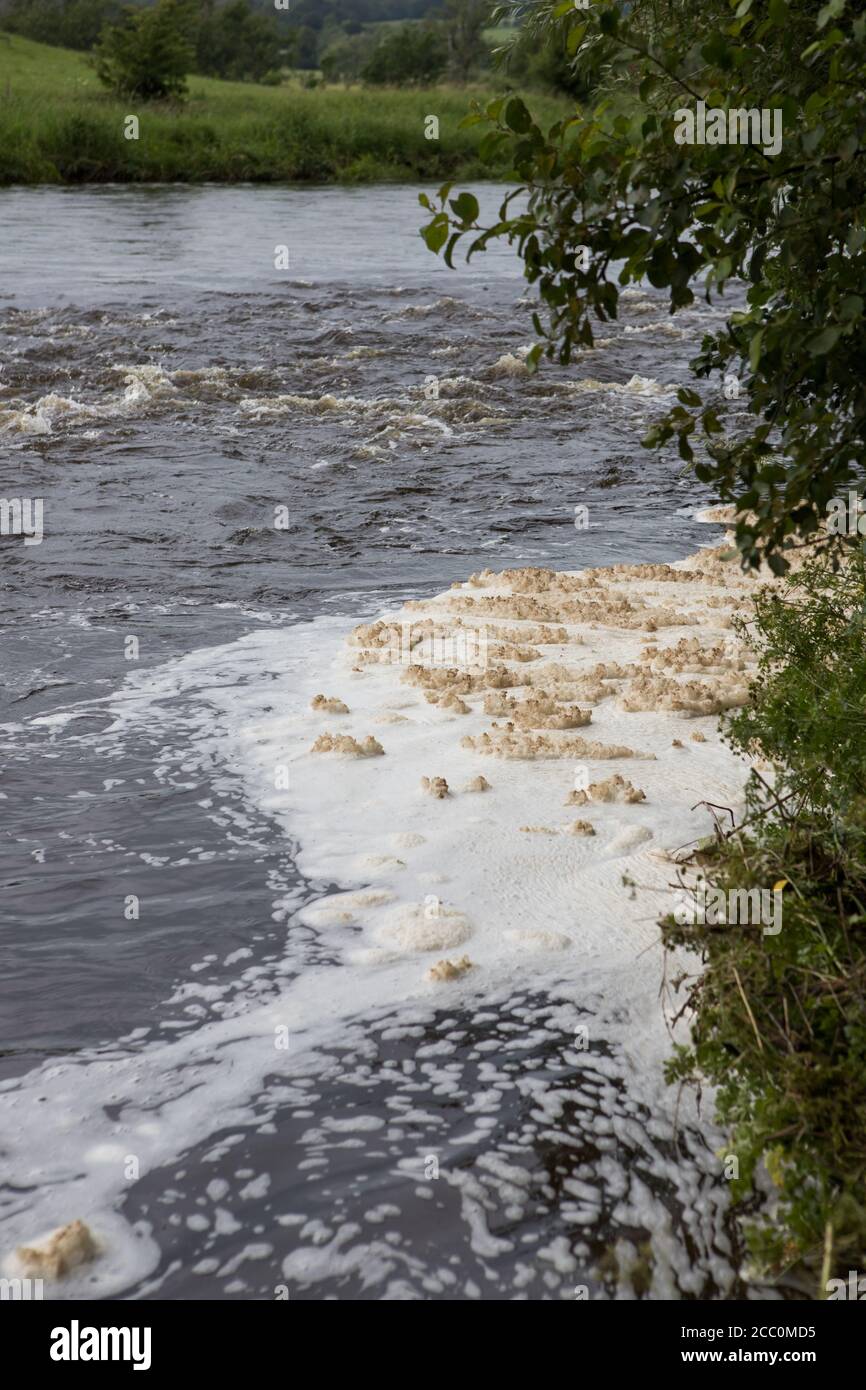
[0, 34, 566, 183]
[420, 0, 866, 1289]
[664, 557, 866, 1289]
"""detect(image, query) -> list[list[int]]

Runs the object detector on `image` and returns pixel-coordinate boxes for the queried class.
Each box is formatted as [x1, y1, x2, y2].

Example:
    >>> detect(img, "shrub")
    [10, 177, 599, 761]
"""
[94, 0, 195, 99]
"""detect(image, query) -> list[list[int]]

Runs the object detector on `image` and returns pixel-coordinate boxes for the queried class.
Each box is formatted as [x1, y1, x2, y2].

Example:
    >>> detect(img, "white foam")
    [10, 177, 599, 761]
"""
[0, 551, 759, 1298]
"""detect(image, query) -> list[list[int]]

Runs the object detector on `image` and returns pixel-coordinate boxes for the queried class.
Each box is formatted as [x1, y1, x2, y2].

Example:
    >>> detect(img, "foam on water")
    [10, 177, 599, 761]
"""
[0, 539, 779, 1299]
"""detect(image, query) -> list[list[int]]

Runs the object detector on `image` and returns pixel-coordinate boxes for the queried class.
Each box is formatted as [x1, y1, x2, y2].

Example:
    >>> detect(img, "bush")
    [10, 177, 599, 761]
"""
[361, 24, 447, 86]
[663, 554, 866, 1288]
[94, 0, 195, 99]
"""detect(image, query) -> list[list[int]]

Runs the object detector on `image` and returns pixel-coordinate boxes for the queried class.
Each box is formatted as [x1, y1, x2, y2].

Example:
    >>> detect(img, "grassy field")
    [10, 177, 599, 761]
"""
[0, 35, 567, 184]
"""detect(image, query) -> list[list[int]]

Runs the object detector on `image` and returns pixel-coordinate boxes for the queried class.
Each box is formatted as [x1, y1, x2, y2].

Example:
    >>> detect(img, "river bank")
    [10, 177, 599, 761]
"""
[0, 36, 567, 185]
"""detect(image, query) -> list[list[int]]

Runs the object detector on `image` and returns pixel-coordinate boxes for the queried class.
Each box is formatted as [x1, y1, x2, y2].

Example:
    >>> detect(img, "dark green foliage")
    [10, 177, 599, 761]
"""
[360, 22, 447, 83]
[663, 555, 866, 1285]
[94, 0, 195, 98]
[319, 30, 377, 83]
[0, 0, 119, 51]
[196, 0, 281, 81]
[443, 0, 489, 79]
[421, 0, 866, 572]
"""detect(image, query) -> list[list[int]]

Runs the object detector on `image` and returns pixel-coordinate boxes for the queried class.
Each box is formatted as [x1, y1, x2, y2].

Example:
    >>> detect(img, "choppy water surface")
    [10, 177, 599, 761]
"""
[0, 185, 771, 1301]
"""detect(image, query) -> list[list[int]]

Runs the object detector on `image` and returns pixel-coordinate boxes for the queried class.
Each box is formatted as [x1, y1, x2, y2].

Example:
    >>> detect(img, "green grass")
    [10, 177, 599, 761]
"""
[0, 34, 568, 184]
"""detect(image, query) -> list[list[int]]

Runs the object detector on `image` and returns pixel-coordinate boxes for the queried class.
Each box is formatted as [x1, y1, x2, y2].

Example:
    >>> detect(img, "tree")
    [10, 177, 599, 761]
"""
[361, 23, 447, 84]
[320, 31, 377, 84]
[94, 0, 195, 98]
[196, 0, 281, 82]
[421, 0, 866, 571]
[443, 0, 489, 80]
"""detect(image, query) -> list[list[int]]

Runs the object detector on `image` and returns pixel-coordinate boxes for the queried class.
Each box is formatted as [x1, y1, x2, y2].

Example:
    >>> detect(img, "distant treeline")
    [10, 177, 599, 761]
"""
[0, 0, 292, 79]
[0, 0, 448, 61]
[0, 0, 586, 93]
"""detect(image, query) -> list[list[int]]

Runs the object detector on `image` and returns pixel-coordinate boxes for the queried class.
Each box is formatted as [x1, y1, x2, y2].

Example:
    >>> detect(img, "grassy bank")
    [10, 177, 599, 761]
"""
[663, 555, 866, 1291]
[0, 35, 567, 184]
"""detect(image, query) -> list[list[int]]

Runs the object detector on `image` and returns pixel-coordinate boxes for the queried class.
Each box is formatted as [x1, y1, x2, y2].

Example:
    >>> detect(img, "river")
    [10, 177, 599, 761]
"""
[0, 185, 767, 1301]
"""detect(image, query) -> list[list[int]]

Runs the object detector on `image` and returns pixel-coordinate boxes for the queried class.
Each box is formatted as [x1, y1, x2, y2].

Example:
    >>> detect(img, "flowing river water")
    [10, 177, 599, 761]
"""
[0, 185, 781, 1301]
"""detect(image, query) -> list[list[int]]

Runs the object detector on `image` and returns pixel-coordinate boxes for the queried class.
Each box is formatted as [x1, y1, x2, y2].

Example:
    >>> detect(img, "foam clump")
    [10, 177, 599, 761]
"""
[462, 731, 645, 760]
[16, 1220, 98, 1279]
[427, 955, 474, 982]
[464, 775, 491, 793]
[310, 733, 384, 757]
[697, 504, 737, 524]
[311, 693, 349, 714]
[426, 690, 470, 714]
[570, 819, 596, 836]
[305, 888, 395, 925]
[638, 636, 746, 675]
[484, 622, 569, 645]
[483, 692, 592, 730]
[376, 903, 472, 952]
[489, 641, 540, 663]
[569, 774, 646, 805]
[404, 663, 528, 694]
[421, 776, 449, 799]
[620, 672, 748, 716]
[490, 351, 531, 378]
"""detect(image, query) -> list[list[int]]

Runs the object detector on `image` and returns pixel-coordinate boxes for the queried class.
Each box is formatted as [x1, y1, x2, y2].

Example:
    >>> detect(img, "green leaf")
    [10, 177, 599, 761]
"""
[677, 387, 703, 407]
[818, 0, 845, 29]
[449, 192, 479, 225]
[504, 97, 532, 134]
[838, 133, 859, 161]
[807, 326, 841, 354]
[846, 225, 865, 254]
[421, 215, 449, 255]
[567, 23, 587, 54]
